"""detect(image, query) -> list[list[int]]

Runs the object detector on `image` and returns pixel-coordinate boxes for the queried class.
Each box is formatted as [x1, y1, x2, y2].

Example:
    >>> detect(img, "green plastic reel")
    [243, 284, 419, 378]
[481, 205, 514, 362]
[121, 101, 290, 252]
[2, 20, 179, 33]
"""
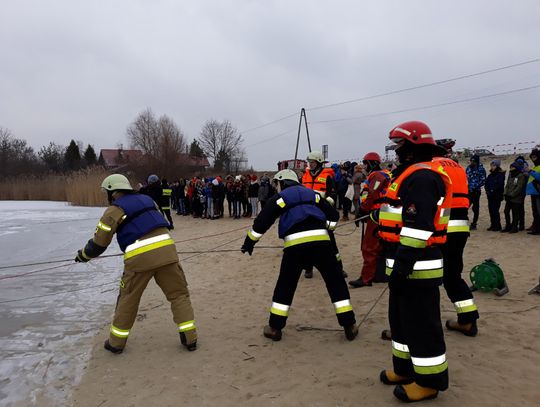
[470, 258, 505, 292]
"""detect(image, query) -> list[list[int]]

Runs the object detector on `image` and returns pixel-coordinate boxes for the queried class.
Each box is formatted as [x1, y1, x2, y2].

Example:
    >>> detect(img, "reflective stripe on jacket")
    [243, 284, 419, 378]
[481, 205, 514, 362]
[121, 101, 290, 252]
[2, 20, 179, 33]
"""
[301, 168, 335, 198]
[378, 162, 453, 247]
[278, 185, 327, 238]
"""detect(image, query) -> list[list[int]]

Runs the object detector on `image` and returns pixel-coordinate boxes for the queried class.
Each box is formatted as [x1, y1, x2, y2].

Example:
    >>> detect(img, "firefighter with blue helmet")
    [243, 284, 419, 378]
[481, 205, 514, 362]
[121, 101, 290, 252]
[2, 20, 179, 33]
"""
[74, 174, 197, 353]
[241, 169, 358, 342]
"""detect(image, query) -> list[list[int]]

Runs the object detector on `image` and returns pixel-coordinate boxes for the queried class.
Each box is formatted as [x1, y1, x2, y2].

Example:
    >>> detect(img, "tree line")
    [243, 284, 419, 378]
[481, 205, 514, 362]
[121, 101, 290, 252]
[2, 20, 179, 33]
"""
[1, 108, 247, 179]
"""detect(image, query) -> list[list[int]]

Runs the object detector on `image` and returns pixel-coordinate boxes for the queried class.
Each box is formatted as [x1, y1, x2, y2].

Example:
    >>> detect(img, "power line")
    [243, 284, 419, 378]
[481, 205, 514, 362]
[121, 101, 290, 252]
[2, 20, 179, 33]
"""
[311, 84, 540, 124]
[240, 58, 540, 135]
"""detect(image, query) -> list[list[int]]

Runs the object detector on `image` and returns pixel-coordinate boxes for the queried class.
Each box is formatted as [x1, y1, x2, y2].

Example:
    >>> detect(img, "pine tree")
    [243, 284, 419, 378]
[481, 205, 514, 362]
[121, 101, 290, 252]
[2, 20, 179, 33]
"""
[64, 139, 81, 171]
[83, 144, 97, 166]
[189, 140, 205, 157]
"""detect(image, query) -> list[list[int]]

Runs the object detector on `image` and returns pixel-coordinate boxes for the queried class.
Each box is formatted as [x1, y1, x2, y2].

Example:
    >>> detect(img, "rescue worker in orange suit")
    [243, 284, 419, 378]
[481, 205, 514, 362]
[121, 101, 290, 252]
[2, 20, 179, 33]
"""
[376, 121, 452, 402]
[241, 169, 358, 342]
[434, 140, 479, 335]
[74, 174, 197, 354]
[349, 152, 390, 288]
[301, 151, 347, 279]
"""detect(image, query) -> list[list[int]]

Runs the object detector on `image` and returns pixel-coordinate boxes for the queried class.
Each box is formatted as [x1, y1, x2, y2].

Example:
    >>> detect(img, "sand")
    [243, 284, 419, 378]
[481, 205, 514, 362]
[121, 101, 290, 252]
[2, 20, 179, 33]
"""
[72, 198, 540, 407]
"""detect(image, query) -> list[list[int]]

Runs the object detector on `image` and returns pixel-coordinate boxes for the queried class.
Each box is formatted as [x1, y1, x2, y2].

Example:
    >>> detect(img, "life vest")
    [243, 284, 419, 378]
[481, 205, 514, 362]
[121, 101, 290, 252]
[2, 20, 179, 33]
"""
[360, 169, 391, 209]
[302, 167, 335, 197]
[433, 157, 470, 233]
[378, 162, 453, 247]
[161, 188, 172, 210]
[113, 194, 170, 252]
[277, 185, 327, 239]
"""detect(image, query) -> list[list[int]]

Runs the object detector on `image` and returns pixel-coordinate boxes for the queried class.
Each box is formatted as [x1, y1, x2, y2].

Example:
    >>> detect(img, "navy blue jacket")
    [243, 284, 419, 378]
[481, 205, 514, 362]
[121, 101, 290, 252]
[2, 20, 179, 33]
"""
[485, 169, 505, 200]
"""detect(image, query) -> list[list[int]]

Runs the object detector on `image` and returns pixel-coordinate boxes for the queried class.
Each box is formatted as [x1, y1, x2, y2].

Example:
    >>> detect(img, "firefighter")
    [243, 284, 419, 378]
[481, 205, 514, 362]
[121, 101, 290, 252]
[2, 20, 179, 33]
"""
[349, 152, 390, 288]
[240, 169, 358, 342]
[301, 151, 347, 279]
[376, 121, 452, 402]
[434, 141, 479, 336]
[161, 178, 174, 230]
[74, 174, 197, 353]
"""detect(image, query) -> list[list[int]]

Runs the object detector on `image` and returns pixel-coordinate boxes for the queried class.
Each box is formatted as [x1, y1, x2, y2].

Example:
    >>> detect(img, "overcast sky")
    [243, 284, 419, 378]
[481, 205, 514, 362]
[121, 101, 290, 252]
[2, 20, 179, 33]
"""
[1, 0, 539, 170]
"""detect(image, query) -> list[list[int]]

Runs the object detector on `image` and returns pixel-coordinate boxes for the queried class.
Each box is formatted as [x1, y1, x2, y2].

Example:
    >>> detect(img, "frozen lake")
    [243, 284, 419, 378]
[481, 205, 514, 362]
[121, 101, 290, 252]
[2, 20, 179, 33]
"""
[0, 201, 123, 406]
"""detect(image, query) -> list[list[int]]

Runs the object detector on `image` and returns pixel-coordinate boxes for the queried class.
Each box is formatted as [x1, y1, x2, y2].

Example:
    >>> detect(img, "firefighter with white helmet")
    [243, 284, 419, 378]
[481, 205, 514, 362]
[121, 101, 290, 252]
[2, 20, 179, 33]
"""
[301, 151, 347, 279]
[240, 169, 358, 342]
[74, 174, 197, 353]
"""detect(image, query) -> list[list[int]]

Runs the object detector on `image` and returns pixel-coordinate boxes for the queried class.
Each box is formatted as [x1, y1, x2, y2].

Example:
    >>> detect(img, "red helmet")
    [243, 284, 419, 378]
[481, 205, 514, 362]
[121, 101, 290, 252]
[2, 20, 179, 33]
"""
[389, 121, 436, 145]
[363, 152, 382, 162]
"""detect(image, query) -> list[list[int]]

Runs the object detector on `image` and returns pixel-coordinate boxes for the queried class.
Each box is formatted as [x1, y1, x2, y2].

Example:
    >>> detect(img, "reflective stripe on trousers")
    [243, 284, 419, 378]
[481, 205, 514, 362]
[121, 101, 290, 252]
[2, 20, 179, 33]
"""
[333, 299, 352, 314]
[454, 299, 478, 314]
[124, 234, 174, 259]
[110, 324, 130, 338]
[447, 219, 470, 233]
[283, 229, 330, 248]
[385, 258, 444, 279]
[411, 354, 448, 375]
[178, 320, 196, 332]
[270, 302, 290, 317]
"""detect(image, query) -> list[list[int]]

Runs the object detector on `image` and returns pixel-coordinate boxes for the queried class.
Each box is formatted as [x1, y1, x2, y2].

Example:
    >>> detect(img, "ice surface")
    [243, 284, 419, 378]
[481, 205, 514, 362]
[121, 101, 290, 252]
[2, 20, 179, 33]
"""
[0, 201, 123, 406]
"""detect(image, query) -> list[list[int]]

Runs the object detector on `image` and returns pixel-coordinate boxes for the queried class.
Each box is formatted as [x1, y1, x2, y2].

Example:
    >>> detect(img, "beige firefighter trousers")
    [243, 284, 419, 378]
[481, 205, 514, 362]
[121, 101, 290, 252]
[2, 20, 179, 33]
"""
[108, 262, 196, 348]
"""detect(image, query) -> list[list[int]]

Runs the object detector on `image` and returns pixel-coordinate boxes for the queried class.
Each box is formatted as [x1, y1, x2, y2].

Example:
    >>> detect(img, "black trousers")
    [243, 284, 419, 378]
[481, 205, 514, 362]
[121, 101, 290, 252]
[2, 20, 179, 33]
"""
[531, 195, 540, 231]
[487, 196, 502, 229]
[304, 230, 345, 273]
[469, 189, 481, 225]
[442, 233, 479, 324]
[269, 242, 355, 330]
[503, 200, 520, 230]
[389, 279, 448, 391]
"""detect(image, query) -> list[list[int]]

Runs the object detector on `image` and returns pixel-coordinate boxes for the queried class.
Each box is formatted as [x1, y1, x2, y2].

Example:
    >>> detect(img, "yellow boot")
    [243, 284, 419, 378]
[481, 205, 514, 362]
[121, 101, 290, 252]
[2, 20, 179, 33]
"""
[380, 370, 413, 385]
[394, 382, 438, 402]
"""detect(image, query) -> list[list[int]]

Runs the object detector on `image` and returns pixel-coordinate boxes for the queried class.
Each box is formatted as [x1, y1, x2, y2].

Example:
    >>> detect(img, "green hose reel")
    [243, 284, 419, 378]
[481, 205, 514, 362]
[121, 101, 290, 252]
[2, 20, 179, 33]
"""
[470, 258, 509, 296]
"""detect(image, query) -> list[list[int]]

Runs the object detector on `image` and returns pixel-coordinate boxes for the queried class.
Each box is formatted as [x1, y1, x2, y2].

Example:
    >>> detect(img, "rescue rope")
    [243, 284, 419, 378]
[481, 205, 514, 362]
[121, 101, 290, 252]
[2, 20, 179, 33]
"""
[357, 285, 389, 328]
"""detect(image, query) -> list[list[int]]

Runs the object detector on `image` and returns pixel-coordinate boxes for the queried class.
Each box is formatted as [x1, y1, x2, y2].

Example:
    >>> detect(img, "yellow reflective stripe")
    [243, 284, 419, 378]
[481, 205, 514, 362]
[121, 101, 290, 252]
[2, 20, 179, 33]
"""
[178, 320, 196, 332]
[385, 259, 443, 279]
[283, 229, 330, 248]
[336, 253, 342, 262]
[247, 229, 263, 241]
[276, 198, 286, 208]
[81, 249, 91, 260]
[326, 220, 337, 230]
[409, 268, 443, 279]
[270, 302, 290, 317]
[124, 234, 175, 259]
[380, 205, 402, 221]
[438, 216, 450, 225]
[110, 325, 130, 338]
[315, 194, 321, 203]
[161, 206, 171, 210]
[447, 220, 470, 233]
[412, 355, 448, 375]
[163, 189, 172, 196]
[333, 299, 353, 314]
[400, 236, 428, 248]
[400, 227, 432, 241]
[454, 299, 478, 314]
[97, 221, 112, 232]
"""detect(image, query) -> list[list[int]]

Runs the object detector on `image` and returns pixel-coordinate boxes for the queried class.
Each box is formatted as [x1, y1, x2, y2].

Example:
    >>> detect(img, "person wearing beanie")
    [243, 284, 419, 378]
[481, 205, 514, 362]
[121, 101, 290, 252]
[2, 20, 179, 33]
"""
[502, 161, 527, 233]
[485, 160, 505, 231]
[524, 149, 540, 234]
[466, 154, 486, 230]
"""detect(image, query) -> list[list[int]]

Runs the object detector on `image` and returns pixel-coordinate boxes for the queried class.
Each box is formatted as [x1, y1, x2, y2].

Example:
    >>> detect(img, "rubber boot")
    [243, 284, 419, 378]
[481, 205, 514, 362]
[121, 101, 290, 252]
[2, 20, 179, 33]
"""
[263, 325, 282, 341]
[445, 320, 478, 337]
[380, 370, 413, 385]
[343, 324, 358, 341]
[180, 331, 198, 351]
[104, 339, 123, 354]
[304, 269, 313, 279]
[381, 329, 392, 341]
[348, 278, 372, 288]
[394, 382, 438, 403]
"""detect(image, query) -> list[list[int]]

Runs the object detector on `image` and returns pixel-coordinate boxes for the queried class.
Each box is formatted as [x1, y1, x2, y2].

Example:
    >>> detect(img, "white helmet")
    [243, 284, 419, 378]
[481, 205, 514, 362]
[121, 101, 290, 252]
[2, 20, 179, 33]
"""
[101, 174, 133, 191]
[273, 169, 299, 183]
[306, 150, 325, 164]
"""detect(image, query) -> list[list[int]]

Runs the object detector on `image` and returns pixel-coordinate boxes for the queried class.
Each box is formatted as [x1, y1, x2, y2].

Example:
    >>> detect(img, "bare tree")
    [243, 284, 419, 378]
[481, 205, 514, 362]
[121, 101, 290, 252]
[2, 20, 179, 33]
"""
[127, 108, 159, 157]
[198, 119, 243, 168]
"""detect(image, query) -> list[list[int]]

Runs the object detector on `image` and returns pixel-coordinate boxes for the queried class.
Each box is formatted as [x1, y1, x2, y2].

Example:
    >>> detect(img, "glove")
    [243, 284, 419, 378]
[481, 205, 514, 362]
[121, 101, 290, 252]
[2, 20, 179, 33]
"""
[75, 249, 90, 263]
[392, 259, 414, 280]
[241, 236, 255, 256]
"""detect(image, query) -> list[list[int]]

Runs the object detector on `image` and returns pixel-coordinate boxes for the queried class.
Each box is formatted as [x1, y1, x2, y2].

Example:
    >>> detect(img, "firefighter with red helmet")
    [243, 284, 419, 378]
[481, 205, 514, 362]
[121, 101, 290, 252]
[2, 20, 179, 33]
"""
[377, 121, 452, 402]
[349, 152, 390, 288]
[301, 151, 347, 279]
[433, 142, 479, 335]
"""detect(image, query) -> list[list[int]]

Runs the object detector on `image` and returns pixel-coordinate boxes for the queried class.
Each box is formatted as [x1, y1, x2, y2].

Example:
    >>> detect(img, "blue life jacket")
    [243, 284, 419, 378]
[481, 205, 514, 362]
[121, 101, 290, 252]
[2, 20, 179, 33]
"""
[113, 194, 170, 251]
[278, 185, 327, 238]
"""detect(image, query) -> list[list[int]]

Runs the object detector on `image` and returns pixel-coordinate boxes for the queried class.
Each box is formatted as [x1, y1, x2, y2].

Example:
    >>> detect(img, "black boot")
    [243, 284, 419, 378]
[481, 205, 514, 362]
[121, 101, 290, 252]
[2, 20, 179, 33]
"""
[344, 324, 359, 341]
[263, 325, 282, 341]
[348, 278, 372, 288]
[304, 269, 313, 279]
[446, 320, 478, 337]
[104, 340, 123, 354]
[180, 332, 197, 351]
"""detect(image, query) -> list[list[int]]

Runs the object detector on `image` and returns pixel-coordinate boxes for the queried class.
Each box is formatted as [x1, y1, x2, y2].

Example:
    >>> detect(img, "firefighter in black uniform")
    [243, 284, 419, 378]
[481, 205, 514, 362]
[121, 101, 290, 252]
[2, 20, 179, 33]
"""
[241, 169, 358, 342]
[376, 121, 452, 402]
[161, 179, 174, 230]
[141, 174, 173, 230]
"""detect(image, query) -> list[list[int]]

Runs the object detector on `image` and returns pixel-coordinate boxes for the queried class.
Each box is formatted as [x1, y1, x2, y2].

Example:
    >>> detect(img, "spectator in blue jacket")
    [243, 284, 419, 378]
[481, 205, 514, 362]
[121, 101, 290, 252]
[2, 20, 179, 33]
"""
[485, 159, 505, 231]
[466, 154, 486, 230]
[524, 149, 540, 234]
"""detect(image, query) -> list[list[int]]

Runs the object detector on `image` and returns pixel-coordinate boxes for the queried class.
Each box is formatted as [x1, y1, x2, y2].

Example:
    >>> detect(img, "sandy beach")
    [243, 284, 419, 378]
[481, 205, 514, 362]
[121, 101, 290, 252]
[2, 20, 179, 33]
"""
[71, 199, 540, 407]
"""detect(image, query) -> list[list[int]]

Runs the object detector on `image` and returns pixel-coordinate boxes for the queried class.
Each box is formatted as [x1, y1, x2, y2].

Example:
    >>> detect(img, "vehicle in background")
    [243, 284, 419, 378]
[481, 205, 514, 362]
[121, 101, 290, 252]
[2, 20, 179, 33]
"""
[277, 159, 307, 171]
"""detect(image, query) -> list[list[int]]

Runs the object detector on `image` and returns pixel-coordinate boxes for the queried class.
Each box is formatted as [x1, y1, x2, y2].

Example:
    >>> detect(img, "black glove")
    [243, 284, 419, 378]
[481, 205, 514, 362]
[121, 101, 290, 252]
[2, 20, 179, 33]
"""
[392, 258, 415, 280]
[75, 249, 90, 263]
[241, 236, 255, 256]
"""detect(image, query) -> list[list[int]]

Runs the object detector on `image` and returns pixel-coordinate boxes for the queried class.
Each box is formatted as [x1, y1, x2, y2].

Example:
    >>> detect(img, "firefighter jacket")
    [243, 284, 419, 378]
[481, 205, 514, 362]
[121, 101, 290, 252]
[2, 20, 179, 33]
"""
[433, 157, 470, 233]
[81, 192, 177, 273]
[360, 169, 391, 212]
[302, 167, 335, 198]
[244, 184, 339, 249]
[161, 188, 172, 210]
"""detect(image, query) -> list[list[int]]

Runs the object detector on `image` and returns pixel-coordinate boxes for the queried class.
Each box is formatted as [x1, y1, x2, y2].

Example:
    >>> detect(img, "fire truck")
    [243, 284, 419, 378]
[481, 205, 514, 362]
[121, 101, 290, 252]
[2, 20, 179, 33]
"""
[277, 159, 307, 171]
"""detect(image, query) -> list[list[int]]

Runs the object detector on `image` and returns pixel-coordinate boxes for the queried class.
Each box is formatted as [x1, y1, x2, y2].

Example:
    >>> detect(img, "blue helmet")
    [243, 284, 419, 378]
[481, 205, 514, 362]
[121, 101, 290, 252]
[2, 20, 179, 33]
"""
[147, 174, 159, 184]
